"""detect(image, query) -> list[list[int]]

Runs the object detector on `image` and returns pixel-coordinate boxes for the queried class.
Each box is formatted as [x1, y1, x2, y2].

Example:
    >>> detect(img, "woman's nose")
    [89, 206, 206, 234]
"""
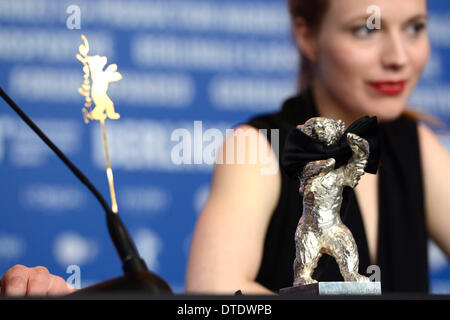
[381, 31, 409, 71]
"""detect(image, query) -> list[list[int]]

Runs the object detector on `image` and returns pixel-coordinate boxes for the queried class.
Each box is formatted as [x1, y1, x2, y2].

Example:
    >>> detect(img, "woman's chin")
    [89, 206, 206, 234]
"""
[353, 94, 407, 122]
[369, 106, 405, 122]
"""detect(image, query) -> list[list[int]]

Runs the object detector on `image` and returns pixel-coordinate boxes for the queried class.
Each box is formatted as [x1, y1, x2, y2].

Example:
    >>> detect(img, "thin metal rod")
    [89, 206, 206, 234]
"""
[100, 118, 118, 214]
[0, 87, 113, 216]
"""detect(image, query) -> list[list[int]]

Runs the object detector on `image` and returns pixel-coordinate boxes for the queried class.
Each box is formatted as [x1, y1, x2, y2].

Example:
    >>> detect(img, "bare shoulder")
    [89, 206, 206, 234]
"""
[417, 123, 450, 163]
[212, 124, 281, 202]
[416, 123, 450, 189]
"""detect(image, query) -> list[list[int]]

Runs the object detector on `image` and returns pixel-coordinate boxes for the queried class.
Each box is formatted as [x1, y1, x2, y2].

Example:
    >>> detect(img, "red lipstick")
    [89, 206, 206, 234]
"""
[367, 80, 407, 96]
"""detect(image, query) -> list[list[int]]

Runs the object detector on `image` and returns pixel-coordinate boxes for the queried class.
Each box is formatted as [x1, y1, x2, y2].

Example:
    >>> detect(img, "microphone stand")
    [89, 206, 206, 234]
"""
[0, 87, 173, 295]
[69, 212, 173, 295]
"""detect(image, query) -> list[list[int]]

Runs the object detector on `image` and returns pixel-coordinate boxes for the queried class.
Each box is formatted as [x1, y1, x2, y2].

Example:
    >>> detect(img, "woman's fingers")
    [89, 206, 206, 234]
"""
[1, 265, 32, 297]
[1, 265, 75, 297]
[47, 275, 77, 296]
[25, 266, 51, 296]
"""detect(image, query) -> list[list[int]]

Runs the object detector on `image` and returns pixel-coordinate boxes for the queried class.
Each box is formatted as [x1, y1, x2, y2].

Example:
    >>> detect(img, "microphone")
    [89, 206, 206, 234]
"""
[0, 87, 173, 295]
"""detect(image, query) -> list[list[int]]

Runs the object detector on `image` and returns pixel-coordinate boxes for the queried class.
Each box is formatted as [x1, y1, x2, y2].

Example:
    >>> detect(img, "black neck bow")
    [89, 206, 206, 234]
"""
[281, 116, 380, 178]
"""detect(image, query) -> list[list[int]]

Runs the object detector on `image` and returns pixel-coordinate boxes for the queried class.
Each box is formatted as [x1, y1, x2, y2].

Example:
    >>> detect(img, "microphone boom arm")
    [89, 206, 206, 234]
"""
[0, 87, 172, 294]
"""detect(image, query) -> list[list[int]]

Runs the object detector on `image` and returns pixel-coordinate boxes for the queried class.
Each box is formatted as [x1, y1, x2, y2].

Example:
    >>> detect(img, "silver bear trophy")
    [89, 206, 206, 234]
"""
[293, 117, 371, 286]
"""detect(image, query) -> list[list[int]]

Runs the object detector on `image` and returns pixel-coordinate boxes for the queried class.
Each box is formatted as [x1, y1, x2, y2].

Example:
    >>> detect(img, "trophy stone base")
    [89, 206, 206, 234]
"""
[278, 282, 381, 296]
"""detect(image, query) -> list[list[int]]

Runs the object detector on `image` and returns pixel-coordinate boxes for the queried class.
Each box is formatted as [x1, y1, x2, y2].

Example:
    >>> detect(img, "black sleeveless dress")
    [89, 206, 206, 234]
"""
[246, 91, 429, 293]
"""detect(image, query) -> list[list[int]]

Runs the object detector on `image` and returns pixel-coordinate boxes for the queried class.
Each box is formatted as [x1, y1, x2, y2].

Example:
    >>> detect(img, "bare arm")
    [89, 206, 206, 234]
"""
[185, 125, 281, 294]
[418, 124, 450, 258]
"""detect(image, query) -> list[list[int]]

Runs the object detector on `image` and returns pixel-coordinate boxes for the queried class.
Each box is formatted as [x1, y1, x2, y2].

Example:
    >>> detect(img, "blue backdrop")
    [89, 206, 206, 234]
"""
[0, 0, 449, 294]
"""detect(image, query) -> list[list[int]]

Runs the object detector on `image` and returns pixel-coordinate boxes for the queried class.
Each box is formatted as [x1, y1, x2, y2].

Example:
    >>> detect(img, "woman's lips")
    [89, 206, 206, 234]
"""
[367, 80, 407, 96]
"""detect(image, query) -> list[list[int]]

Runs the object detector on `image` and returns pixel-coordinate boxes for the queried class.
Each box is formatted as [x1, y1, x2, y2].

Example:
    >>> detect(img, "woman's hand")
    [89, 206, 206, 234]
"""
[0, 265, 77, 297]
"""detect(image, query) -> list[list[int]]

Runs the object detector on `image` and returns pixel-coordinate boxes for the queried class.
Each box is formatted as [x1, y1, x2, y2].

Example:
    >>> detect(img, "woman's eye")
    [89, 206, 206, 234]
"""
[406, 22, 426, 35]
[352, 25, 377, 38]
